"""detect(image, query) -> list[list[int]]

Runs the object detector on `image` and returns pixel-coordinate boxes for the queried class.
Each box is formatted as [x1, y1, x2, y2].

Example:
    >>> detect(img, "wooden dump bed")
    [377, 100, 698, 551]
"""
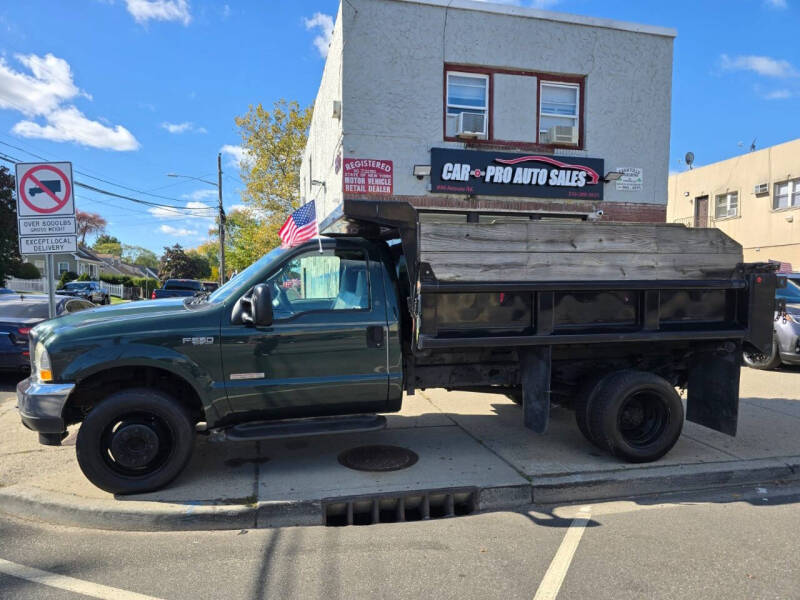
[418, 221, 743, 282]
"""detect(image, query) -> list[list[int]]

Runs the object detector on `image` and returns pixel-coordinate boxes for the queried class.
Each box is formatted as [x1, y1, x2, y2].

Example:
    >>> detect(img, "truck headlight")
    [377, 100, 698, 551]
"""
[34, 342, 52, 382]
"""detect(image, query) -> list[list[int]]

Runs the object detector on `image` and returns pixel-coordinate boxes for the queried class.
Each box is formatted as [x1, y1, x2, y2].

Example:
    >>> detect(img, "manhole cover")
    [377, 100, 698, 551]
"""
[338, 445, 419, 472]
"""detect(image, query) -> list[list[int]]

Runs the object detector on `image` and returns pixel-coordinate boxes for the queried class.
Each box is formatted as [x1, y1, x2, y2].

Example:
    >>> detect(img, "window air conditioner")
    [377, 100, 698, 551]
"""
[753, 183, 769, 195]
[547, 126, 578, 145]
[456, 112, 487, 138]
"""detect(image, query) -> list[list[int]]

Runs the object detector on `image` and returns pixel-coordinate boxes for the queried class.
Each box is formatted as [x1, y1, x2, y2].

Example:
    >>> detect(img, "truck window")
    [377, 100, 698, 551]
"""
[265, 249, 370, 318]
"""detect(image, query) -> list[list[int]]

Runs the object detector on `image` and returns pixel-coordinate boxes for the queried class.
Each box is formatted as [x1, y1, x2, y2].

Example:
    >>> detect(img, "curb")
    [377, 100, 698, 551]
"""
[531, 456, 800, 504]
[1, 457, 798, 531]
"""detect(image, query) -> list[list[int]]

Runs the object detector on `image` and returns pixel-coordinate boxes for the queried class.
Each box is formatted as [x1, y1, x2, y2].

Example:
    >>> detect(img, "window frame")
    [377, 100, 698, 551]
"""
[446, 71, 490, 138]
[57, 261, 69, 275]
[773, 178, 800, 210]
[714, 191, 739, 220]
[538, 81, 581, 147]
[443, 64, 586, 150]
[265, 248, 372, 323]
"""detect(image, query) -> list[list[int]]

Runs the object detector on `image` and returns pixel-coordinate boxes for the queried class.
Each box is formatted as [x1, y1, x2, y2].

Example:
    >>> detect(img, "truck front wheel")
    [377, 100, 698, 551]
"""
[587, 371, 684, 463]
[76, 388, 195, 495]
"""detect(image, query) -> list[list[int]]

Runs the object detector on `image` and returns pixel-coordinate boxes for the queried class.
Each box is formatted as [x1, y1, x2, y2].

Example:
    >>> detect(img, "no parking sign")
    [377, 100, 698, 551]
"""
[15, 162, 77, 254]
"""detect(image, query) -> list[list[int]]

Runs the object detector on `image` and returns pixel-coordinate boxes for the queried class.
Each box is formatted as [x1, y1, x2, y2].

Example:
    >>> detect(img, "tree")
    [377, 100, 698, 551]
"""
[122, 245, 159, 269]
[76, 210, 107, 244]
[234, 99, 312, 248]
[185, 249, 212, 279]
[0, 166, 22, 284]
[210, 207, 272, 273]
[158, 244, 206, 280]
[93, 234, 122, 257]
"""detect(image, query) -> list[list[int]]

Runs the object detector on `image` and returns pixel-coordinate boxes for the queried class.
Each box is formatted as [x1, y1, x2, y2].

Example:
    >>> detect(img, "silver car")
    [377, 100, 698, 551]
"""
[743, 276, 800, 369]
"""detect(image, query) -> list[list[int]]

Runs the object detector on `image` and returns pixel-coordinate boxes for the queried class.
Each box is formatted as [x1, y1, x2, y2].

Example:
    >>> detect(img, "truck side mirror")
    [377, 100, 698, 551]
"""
[251, 284, 274, 327]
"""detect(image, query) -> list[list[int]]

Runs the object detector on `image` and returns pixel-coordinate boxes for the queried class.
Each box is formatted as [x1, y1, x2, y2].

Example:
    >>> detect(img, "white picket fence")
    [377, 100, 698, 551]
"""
[5, 277, 124, 298]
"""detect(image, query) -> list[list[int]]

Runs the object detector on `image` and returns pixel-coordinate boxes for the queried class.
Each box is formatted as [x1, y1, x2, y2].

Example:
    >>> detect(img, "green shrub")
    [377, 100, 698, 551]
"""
[57, 271, 78, 289]
[15, 263, 41, 279]
[77, 272, 91, 281]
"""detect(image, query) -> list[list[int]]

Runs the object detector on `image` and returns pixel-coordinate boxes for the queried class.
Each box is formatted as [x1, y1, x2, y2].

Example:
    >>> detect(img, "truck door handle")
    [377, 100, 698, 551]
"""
[367, 325, 384, 348]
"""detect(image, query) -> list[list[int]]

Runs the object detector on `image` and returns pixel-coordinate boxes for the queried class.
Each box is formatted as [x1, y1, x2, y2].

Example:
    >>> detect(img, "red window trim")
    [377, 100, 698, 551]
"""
[443, 63, 585, 151]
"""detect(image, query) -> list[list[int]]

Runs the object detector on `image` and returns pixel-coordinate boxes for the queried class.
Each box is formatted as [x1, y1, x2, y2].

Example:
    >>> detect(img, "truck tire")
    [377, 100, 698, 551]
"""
[573, 375, 606, 448]
[76, 388, 195, 495]
[743, 339, 782, 370]
[588, 371, 684, 463]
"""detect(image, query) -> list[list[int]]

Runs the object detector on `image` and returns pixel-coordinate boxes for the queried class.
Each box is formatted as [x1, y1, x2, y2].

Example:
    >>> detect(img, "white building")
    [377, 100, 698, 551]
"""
[302, 0, 676, 225]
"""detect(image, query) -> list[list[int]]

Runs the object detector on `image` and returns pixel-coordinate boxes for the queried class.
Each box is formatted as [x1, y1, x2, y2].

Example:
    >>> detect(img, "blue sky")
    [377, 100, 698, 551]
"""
[0, 0, 798, 255]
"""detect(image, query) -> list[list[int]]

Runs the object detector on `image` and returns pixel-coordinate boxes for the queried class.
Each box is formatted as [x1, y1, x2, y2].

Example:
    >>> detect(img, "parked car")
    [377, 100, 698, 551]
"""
[202, 281, 219, 293]
[151, 279, 205, 299]
[1, 294, 95, 372]
[59, 281, 109, 305]
[0, 288, 14, 295]
[743, 276, 800, 369]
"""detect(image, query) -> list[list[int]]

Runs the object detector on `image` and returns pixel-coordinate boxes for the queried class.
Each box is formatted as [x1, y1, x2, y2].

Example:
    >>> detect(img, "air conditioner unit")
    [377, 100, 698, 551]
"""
[547, 126, 578, 145]
[456, 112, 487, 138]
[754, 183, 769, 195]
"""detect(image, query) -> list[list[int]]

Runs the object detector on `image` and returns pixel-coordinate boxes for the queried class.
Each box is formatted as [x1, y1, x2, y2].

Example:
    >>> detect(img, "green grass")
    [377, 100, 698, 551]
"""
[110, 296, 130, 305]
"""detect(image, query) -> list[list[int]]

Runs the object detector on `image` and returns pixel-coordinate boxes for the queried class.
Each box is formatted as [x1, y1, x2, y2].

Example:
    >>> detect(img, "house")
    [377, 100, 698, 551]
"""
[667, 137, 800, 266]
[304, 0, 676, 226]
[95, 254, 159, 280]
[23, 245, 104, 279]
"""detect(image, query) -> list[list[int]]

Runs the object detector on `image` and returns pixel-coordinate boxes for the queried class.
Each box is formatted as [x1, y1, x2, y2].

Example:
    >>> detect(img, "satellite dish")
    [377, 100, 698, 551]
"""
[685, 152, 695, 169]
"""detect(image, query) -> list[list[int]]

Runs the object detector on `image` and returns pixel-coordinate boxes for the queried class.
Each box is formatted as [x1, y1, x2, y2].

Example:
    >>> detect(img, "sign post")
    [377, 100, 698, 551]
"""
[14, 162, 77, 319]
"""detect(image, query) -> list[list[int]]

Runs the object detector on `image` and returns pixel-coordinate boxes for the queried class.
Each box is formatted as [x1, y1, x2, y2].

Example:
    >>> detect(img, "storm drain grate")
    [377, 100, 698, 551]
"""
[323, 488, 477, 526]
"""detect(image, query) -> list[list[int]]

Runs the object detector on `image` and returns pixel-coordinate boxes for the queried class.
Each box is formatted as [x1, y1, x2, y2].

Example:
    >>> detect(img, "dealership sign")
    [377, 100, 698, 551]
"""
[430, 148, 604, 200]
[342, 158, 393, 195]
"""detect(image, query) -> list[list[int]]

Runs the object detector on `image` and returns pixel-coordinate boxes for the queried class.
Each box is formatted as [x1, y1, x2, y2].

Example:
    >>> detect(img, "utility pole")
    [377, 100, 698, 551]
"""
[217, 152, 226, 286]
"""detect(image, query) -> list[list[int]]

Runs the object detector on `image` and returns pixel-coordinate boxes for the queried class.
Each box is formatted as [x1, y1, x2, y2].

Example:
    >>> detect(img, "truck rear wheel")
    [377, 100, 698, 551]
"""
[588, 371, 684, 463]
[76, 388, 195, 495]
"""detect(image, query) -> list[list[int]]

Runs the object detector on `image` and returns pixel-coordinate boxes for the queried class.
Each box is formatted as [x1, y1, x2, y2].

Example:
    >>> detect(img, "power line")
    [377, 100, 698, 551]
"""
[0, 152, 215, 214]
[0, 139, 217, 206]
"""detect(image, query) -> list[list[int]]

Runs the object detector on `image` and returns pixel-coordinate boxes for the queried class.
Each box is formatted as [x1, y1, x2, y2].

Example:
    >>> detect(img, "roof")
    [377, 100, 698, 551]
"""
[392, 0, 676, 38]
[75, 246, 103, 263]
[669, 137, 800, 180]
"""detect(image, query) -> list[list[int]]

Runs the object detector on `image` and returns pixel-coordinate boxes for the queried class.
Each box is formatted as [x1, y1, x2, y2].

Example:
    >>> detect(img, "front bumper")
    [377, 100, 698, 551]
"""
[16, 377, 74, 434]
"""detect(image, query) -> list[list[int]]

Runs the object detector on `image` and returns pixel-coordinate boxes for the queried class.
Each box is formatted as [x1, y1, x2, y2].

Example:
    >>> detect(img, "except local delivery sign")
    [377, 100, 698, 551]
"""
[15, 162, 78, 255]
[430, 148, 604, 201]
[342, 158, 393, 195]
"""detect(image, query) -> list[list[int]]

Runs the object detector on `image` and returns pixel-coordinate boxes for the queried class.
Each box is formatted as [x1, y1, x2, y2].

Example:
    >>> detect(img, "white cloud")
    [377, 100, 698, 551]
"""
[160, 224, 198, 237]
[304, 12, 334, 58]
[721, 54, 798, 78]
[160, 121, 206, 134]
[13, 106, 139, 150]
[0, 53, 139, 151]
[149, 201, 214, 220]
[180, 189, 217, 201]
[764, 0, 788, 8]
[125, 0, 191, 25]
[220, 144, 253, 168]
[763, 89, 793, 99]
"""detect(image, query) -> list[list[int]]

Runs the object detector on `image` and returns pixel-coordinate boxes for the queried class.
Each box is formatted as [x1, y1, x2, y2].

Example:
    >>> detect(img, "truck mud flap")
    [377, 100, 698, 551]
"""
[687, 343, 740, 436]
[520, 347, 552, 434]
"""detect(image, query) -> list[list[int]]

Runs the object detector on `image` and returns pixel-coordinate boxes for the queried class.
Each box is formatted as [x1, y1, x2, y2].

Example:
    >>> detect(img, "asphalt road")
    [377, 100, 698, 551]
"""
[0, 482, 798, 600]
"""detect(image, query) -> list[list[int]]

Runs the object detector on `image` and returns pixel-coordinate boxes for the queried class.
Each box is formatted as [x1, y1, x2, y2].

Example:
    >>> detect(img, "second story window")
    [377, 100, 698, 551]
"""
[446, 72, 489, 138]
[714, 191, 739, 219]
[539, 82, 580, 146]
[774, 179, 800, 209]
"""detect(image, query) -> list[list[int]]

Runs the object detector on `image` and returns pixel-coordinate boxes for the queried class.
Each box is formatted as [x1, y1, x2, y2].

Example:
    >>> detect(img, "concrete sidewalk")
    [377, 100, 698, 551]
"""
[1, 368, 800, 531]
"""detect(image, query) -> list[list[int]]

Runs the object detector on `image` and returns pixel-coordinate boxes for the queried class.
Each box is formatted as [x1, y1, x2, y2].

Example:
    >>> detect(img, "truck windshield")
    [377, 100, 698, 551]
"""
[204, 246, 288, 304]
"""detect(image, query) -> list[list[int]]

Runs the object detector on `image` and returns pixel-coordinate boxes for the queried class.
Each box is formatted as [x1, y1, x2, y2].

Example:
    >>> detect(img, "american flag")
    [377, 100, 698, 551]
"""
[278, 200, 318, 248]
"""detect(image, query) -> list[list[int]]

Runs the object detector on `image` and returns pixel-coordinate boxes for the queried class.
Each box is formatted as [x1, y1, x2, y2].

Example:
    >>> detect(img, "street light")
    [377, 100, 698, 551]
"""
[167, 153, 226, 286]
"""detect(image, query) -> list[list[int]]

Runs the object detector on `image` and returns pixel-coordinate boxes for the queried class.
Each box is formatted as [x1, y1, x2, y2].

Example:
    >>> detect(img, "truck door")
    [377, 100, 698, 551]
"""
[220, 240, 390, 420]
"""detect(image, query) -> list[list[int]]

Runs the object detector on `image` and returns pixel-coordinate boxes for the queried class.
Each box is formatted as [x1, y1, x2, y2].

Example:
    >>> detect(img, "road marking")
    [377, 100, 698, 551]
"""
[0, 558, 163, 600]
[533, 506, 592, 600]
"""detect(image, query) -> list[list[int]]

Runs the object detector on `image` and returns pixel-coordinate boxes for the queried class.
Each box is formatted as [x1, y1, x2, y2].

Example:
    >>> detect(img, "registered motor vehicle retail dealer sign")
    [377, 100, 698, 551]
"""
[430, 147, 604, 200]
[15, 161, 77, 254]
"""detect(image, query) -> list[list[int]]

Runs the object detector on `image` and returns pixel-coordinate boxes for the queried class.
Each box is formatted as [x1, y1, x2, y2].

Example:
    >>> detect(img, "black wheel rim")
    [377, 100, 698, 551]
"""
[100, 411, 175, 477]
[743, 350, 769, 366]
[617, 391, 669, 448]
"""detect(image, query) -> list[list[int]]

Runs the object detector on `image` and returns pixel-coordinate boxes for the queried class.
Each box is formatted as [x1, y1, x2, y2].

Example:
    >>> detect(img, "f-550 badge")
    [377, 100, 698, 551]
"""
[182, 337, 214, 345]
